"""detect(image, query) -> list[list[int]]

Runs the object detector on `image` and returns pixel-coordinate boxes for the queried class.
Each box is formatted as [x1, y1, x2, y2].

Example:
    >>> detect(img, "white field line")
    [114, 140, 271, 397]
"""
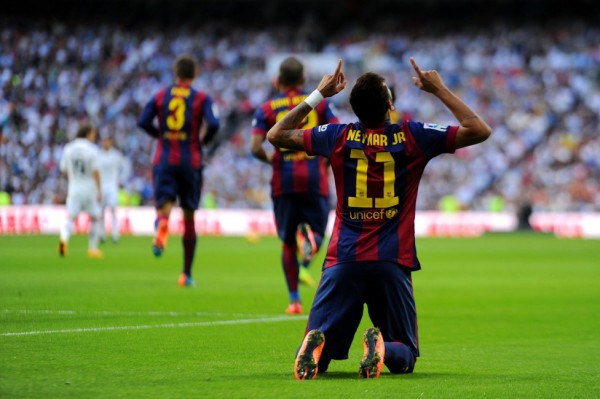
[1, 309, 273, 318]
[1, 315, 308, 337]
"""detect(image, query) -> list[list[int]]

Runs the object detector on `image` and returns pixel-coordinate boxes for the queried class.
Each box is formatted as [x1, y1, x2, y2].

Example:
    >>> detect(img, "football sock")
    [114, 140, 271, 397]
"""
[155, 214, 169, 245]
[301, 231, 324, 268]
[111, 209, 119, 241]
[88, 217, 100, 251]
[383, 341, 416, 374]
[60, 219, 74, 243]
[182, 218, 197, 277]
[99, 207, 107, 240]
[282, 242, 300, 299]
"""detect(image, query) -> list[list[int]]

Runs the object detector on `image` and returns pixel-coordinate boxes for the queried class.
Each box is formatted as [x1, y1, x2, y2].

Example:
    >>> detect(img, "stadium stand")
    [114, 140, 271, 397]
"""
[0, 1, 598, 212]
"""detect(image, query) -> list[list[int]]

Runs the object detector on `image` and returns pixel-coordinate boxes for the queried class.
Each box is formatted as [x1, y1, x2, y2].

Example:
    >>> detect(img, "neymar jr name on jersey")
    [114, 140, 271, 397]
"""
[270, 95, 308, 109]
[346, 129, 406, 146]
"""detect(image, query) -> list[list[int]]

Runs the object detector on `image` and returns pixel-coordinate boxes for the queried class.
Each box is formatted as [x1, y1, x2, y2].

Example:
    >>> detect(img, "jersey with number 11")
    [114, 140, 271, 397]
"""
[304, 121, 458, 270]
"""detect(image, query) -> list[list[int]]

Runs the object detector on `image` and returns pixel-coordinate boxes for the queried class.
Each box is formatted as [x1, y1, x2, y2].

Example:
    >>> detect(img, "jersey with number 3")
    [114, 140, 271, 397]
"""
[252, 88, 339, 197]
[139, 83, 219, 169]
[304, 121, 458, 270]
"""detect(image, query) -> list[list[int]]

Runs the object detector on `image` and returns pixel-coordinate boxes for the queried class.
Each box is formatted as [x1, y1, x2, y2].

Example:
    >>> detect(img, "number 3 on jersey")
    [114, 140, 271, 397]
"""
[348, 149, 399, 209]
[167, 97, 186, 131]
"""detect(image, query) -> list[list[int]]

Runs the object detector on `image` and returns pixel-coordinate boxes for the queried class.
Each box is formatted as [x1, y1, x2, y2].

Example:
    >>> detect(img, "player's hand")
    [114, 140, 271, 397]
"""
[410, 57, 448, 94]
[316, 59, 347, 98]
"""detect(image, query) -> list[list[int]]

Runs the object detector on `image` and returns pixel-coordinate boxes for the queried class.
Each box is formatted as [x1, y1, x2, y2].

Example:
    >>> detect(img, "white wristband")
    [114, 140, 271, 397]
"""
[304, 90, 324, 109]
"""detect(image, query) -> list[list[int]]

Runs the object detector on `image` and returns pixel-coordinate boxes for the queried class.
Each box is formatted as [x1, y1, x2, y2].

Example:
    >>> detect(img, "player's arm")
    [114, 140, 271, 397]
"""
[93, 169, 102, 202]
[201, 96, 220, 145]
[410, 57, 492, 149]
[137, 98, 159, 138]
[250, 133, 272, 164]
[268, 59, 347, 150]
[119, 154, 132, 186]
[59, 149, 68, 176]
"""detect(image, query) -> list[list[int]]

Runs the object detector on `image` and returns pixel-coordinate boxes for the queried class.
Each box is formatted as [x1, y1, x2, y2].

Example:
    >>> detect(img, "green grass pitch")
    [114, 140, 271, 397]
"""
[1, 233, 599, 398]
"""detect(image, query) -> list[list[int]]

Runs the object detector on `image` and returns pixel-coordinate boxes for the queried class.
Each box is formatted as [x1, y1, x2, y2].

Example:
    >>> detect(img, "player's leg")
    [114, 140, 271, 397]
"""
[110, 206, 119, 242]
[102, 186, 119, 243]
[86, 194, 103, 258]
[297, 194, 329, 283]
[59, 194, 81, 256]
[298, 196, 329, 260]
[177, 167, 202, 287]
[98, 206, 106, 242]
[365, 262, 418, 375]
[297, 261, 366, 377]
[178, 208, 197, 287]
[273, 196, 303, 313]
[59, 218, 74, 257]
[99, 192, 107, 243]
[152, 165, 176, 257]
[282, 240, 301, 313]
[153, 201, 173, 256]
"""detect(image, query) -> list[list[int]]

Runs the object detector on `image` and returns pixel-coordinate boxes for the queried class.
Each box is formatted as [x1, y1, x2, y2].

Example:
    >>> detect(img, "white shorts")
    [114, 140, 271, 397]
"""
[102, 186, 119, 208]
[67, 190, 101, 219]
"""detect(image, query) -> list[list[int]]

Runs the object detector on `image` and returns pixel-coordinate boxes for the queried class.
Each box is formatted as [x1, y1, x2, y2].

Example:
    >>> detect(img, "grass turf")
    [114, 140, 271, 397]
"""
[1, 233, 599, 398]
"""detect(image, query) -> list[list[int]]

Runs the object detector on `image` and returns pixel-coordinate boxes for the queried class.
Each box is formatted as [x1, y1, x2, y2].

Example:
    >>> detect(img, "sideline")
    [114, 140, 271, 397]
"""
[1, 309, 274, 318]
[1, 313, 308, 337]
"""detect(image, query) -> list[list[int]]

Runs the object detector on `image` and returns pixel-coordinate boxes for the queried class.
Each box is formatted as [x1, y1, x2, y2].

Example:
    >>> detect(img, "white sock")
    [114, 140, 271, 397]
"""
[89, 218, 100, 251]
[100, 207, 106, 240]
[111, 210, 119, 241]
[60, 219, 73, 243]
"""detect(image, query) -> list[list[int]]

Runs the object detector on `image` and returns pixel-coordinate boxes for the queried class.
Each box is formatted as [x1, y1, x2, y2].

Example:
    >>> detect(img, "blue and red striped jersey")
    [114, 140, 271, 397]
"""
[138, 83, 220, 169]
[304, 121, 458, 270]
[252, 88, 339, 197]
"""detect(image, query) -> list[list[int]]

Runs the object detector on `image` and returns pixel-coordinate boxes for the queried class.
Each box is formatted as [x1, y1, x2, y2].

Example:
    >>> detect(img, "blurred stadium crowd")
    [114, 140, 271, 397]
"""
[0, 15, 599, 212]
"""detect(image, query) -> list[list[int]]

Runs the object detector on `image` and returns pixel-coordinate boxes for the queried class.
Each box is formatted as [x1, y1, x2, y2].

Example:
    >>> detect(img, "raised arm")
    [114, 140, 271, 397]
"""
[267, 59, 347, 150]
[410, 57, 492, 149]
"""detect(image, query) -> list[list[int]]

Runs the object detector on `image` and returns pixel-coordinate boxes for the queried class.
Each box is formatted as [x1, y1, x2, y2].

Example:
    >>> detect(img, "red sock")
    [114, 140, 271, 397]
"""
[282, 242, 300, 300]
[182, 218, 197, 277]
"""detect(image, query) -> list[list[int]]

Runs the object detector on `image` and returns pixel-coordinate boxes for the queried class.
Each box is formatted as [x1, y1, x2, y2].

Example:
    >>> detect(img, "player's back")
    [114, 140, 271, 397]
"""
[307, 120, 457, 270]
[98, 148, 125, 188]
[61, 138, 100, 193]
[153, 84, 208, 169]
[253, 88, 337, 197]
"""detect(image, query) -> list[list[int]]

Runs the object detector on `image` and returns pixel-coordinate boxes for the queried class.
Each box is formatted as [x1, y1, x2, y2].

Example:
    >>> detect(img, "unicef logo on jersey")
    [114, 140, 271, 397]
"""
[348, 207, 399, 221]
[385, 208, 398, 219]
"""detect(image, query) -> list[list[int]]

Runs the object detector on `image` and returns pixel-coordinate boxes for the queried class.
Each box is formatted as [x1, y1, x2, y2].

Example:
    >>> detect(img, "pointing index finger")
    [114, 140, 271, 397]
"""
[334, 59, 343, 77]
[409, 57, 424, 77]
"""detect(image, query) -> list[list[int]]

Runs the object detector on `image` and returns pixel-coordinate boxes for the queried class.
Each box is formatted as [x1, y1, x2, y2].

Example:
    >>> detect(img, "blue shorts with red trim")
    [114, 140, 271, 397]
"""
[272, 193, 329, 244]
[152, 164, 203, 210]
[306, 261, 419, 361]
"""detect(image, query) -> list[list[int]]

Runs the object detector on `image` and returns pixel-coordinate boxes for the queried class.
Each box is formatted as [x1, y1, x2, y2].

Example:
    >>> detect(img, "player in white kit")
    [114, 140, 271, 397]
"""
[58, 125, 103, 258]
[97, 136, 131, 243]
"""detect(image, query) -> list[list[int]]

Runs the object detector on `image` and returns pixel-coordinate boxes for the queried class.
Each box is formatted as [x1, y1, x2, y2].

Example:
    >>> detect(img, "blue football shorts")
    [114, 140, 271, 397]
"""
[152, 165, 203, 210]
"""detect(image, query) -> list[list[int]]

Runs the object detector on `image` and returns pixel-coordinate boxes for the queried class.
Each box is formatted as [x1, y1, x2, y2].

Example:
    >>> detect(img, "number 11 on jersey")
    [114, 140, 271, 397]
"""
[348, 149, 399, 209]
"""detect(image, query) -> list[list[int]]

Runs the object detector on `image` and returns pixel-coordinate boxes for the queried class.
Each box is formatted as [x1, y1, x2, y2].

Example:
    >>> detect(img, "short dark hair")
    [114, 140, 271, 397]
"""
[278, 57, 304, 87]
[174, 54, 197, 80]
[76, 125, 95, 138]
[349, 72, 390, 128]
